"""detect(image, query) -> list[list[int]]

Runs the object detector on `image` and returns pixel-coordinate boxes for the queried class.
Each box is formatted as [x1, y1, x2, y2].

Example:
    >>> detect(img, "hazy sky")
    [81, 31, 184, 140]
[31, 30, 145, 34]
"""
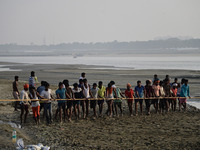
[0, 0, 200, 45]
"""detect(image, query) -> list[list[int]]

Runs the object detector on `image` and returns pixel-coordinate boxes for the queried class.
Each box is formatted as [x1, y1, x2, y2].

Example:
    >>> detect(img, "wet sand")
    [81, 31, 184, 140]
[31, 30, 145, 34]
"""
[0, 62, 200, 149]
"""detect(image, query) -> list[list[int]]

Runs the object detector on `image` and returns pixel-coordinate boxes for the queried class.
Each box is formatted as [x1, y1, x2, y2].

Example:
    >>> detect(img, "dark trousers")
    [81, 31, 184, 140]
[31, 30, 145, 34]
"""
[145, 99, 151, 109]
[44, 103, 52, 124]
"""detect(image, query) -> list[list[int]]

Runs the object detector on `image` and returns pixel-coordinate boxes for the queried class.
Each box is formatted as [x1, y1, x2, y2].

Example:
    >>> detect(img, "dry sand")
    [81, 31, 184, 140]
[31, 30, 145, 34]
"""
[0, 63, 200, 149]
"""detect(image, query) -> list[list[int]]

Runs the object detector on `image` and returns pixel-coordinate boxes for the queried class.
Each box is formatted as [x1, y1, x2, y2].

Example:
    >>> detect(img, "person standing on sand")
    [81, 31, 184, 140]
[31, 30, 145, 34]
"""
[29, 71, 36, 91]
[113, 86, 124, 116]
[37, 81, 46, 115]
[159, 81, 166, 113]
[20, 84, 30, 124]
[106, 83, 117, 117]
[179, 79, 191, 111]
[125, 83, 134, 116]
[29, 87, 40, 125]
[177, 78, 185, 109]
[163, 78, 171, 112]
[97, 81, 106, 117]
[72, 83, 82, 119]
[63, 80, 73, 121]
[56, 82, 67, 123]
[144, 80, 154, 115]
[171, 83, 178, 111]
[90, 83, 99, 119]
[40, 82, 54, 125]
[152, 80, 160, 113]
[110, 81, 116, 115]
[81, 79, 93, 118]
[13, 76, 20, 111]
[134, 80, 145, 115]
[105, 81, 116, 115]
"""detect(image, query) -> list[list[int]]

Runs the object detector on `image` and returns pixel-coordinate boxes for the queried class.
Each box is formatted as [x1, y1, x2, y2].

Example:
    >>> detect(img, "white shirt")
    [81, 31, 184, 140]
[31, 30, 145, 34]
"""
[30, 93, 40, 107]
[40, 89, 52, 103]
[83, 84, 90, 98]
[20, 89, 30, 105]
[91, 88, 99, 98]
[177, 84, 182, 95]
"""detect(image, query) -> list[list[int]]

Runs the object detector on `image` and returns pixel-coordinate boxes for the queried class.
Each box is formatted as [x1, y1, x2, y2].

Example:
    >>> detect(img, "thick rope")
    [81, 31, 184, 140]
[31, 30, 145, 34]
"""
[0, 97, 199, 102]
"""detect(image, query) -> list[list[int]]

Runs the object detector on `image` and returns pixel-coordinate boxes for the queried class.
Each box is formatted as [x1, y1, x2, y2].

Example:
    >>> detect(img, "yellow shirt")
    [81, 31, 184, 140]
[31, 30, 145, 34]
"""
[98, 86, 106, 98]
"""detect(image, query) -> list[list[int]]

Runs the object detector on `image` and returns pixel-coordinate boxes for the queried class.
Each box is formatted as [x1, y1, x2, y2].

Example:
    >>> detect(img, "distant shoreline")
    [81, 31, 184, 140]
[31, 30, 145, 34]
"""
[0, 54, 200, 71]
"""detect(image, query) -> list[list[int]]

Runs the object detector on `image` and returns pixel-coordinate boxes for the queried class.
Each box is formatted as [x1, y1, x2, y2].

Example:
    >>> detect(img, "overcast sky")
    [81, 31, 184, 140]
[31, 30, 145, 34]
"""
[0, 0, 200, 45]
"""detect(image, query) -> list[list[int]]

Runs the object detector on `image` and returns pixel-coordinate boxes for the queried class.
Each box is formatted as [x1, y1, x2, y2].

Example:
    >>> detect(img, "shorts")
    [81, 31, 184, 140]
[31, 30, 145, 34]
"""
[67, 101, 73, 108]
[159, 98, 166, 109]
[32, 106, 40, 118]
[20, 103, 29, 111]
[13, 91, 19, 99]
[135, 98, 143, 104]
[98, 100, 104, 105]
[179, 98, 187, 104]
[145, 99, 151, 108]
[80, 100, 85, 106]
[114, 102, 122, 107]
[127, 98, 134, 103]
[90, 100, 97, 109]
[167, 98, 172, 103]
[151, 99, 158, 104]
[107, 100, 113, 103]
[73, 100, 80, 106]
[58, 103, 66, 110]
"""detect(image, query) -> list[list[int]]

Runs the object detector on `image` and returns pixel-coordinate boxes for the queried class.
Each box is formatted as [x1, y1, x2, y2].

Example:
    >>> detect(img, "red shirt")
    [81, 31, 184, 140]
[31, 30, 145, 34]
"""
[125, 89, 134, 102]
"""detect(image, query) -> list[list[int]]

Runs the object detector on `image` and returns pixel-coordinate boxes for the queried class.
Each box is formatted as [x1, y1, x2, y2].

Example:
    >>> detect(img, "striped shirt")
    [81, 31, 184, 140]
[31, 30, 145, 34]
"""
[29, 76, 35, 87]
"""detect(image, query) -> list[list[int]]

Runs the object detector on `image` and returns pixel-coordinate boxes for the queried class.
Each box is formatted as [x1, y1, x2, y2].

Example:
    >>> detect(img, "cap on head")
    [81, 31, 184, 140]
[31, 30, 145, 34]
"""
[24, 84, 29, 89]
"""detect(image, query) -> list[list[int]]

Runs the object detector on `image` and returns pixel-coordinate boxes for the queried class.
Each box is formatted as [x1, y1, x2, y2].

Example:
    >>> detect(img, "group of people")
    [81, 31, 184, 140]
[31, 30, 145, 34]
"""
[12, 72, 190, 125]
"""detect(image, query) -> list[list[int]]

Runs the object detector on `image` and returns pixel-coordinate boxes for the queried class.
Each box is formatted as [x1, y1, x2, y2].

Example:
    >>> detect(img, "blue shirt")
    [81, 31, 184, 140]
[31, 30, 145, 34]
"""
[56, 88, 66, 103]
[135, 86, 144, 98]
[37, 86, 45, 95]
[180, 84, 190, 97]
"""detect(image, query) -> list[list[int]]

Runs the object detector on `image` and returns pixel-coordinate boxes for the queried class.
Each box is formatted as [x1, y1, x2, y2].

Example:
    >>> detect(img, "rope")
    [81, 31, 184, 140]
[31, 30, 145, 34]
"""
[0, 97, 200, 102]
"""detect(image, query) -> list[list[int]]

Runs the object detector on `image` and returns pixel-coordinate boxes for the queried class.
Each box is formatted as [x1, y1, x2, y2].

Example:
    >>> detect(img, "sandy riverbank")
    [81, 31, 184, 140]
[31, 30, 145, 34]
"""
[0, 63, 200, 149]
